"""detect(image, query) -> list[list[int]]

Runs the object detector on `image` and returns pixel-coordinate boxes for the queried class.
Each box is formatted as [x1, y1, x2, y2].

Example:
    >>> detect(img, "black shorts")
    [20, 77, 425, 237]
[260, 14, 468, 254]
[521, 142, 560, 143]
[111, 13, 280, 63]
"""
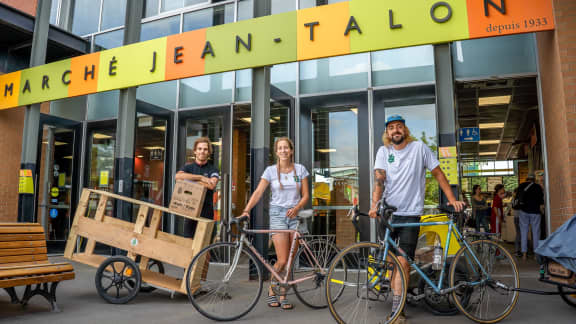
[390, 215, 421, 260]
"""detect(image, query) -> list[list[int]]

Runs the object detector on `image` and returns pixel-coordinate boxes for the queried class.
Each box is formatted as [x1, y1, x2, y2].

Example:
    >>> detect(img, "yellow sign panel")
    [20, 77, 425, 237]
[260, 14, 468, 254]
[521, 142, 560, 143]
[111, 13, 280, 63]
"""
[51, 187, 60, 198]
[439, 158, 458, 185]
[99, 171, 109, 186]
[58, 172, 66, 187]
[18, 169, 34, 194]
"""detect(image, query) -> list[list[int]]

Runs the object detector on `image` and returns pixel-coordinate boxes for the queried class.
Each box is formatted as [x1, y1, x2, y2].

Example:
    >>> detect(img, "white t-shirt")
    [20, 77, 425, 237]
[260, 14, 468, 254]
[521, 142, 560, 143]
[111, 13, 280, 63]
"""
[262, 164, 310, 208]
[374, 141, 440, 216]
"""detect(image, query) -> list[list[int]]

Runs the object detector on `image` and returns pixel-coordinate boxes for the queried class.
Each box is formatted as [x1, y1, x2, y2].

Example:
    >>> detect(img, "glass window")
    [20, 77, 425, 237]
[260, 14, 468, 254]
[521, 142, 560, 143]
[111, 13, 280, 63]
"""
[161, 0, 183, 12]
[101, 0, 126, 30]
[271, 62, 297, 96]
[183, 4, 234, 32]
[299, 0, 347, 9]
[372, 45, 435, 87]
[140, 15, 180, 41]
[50, 0, 59, 25]
[235, 69, 251, 102]
[238, 0, 253, 21]
[179, 72, 234, 107]
[71, 0, 101, 36]
[87, 124, 116, 192]
[184, 0, 210, 7]
[145, 0, 160, 17]
[300, 53, 369, 94]
[94, 29, 124, 51]
[87, 91, 119, 120]
[50, 96, 87, 121]
[137, 81, 178, 110]
[272, 0, 295, 14]
[453, 34, 537, 80]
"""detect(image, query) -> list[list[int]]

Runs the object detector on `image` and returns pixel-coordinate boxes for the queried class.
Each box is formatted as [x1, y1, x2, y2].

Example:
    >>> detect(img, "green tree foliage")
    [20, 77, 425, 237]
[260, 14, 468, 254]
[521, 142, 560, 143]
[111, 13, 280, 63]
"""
[420, 131, 439, 206]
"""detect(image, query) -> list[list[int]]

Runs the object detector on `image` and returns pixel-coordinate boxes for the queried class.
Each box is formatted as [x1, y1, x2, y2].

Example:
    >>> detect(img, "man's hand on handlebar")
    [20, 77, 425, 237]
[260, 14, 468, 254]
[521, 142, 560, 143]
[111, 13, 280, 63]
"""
[239, 211, 250, 218]
[448, 200, 466, 212]
[369, 207, 379, 219]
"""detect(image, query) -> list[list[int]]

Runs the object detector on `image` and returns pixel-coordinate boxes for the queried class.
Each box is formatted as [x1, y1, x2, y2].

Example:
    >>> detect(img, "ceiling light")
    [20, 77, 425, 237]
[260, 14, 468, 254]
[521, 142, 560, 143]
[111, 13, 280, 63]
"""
[211, 141, 222, 146]
[153, 126, 166, 132]
[479, 95, 511, 106]
[479, 140, 500, 145]
[63, 156, 73, 159]
[269, 119, 277, 124]
[479, 152, 497, 156]
[350, 108, 358, 115]
[136, 155, 144, 158]
[93, 133, 113, 139]
[479, 123, 504, 129]
[241, 117, 251, 123]
[316, 149, 336, 153]
[143, 146, 165, 150]
[272, 116, 281, 121]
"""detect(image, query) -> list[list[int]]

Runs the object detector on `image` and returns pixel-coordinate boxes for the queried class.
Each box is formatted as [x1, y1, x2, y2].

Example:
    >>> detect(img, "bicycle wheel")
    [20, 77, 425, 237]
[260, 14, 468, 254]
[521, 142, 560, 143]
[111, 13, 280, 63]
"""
[558, 286, 576, 308]
[326, 242, 407, 324]
[186, 242, 263, 321]
[450, 240, 519, 323]
[95, 256, 141, 304]
[292, 238, 340, 308]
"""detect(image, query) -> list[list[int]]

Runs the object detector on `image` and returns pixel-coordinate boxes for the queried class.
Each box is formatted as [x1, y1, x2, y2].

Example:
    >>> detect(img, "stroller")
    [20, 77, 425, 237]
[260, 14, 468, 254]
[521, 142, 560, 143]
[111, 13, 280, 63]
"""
[535, 214, 576, 308]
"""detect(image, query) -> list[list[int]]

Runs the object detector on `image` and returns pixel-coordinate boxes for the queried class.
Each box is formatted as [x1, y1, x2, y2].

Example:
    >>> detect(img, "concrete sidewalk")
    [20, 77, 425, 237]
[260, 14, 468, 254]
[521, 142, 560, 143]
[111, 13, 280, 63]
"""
[1, 256, 574, 324]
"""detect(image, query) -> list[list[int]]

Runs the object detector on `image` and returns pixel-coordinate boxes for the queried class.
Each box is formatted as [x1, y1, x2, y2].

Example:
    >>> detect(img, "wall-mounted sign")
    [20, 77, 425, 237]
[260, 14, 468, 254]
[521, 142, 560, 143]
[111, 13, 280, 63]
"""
[459, 127, 480, 143]
[0, 0, 555, 110]
[99, 171, 109, 186]
[150, 149, 164, 161]
[49, 208, 58, 219]
[18, 169, 34, 194]
[50, 186, 59, 198]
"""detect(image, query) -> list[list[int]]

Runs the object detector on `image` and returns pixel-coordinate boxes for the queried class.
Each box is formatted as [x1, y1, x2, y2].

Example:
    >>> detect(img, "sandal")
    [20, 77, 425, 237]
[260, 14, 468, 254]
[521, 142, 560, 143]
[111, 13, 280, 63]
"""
[267, 293, 280, 307]
[280, 297, 294, 310]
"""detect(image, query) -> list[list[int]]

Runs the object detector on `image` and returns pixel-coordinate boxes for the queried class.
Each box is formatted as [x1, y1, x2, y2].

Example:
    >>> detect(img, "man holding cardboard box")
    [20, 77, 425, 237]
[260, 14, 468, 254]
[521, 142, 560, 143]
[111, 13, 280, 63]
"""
[175, 137, 219, 238]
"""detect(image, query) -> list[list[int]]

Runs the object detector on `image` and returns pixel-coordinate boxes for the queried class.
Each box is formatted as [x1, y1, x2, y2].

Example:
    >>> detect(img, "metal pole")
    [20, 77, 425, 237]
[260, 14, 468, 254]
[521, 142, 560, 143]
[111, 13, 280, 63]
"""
[18, 0, 52, 223]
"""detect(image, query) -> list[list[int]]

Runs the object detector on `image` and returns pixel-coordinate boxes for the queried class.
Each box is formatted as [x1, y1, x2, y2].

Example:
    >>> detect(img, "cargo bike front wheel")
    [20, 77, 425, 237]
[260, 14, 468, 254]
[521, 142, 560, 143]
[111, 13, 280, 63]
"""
[95, 256, 142, 304]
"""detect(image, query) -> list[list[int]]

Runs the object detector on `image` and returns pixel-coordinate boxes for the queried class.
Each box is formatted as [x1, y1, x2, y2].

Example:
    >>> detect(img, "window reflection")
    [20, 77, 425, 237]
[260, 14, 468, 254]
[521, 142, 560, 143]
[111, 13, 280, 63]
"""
[145, 0, 160, 17]
[87, 91, 119, 120]
[371, 45, 435, 87]
[235, 69, 251, 102]
[272, 0, 296, 14]
[183, 4, 234, 32]
[299, 0, 348, 9]
[272, 62, 297, 96]
[180, 72, 234, 107]
[94, 29, 124, 51]
[137, 81, 178, 110]
[71, 0, 100, 35]
[140, 16, 180, 41]
[300, 53, 369, 94]
[101, 0, 126, 30]
[238, 0, 253, 21]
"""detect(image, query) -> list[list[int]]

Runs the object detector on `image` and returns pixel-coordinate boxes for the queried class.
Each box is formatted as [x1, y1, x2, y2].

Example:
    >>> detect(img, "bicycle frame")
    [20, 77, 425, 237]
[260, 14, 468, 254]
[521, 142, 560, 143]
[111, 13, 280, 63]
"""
[226, 227, 326, 286]
[372, 216, 491, 294]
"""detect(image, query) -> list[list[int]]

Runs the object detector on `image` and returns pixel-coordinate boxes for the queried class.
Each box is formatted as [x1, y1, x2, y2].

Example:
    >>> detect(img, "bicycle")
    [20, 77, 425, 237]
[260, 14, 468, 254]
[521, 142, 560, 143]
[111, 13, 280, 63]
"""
[185, 214, 341, 321]
[325, 198, 520, 324]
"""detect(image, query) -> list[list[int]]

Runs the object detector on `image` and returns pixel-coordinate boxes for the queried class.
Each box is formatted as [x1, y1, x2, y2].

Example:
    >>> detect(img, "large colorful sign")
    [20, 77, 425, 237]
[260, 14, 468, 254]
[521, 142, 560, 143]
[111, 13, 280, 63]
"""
[0, 0, 555, 110]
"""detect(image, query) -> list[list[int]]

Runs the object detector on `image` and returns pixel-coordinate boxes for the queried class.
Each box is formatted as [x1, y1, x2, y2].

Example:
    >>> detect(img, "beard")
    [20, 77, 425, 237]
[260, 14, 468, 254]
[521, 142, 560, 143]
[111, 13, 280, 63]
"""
[390, 133, 405, 145]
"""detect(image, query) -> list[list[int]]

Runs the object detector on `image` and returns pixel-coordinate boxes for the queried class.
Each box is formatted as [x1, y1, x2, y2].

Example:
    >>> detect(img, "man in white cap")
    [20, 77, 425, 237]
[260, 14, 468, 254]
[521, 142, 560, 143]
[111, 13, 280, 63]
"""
[370, 114, 465, 323]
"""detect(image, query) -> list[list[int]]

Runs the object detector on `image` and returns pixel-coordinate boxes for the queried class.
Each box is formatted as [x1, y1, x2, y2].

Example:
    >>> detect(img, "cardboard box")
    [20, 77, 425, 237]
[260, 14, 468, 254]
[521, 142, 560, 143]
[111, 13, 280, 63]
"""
[169, 180, 206, 219]
[547, 261, 576, 285]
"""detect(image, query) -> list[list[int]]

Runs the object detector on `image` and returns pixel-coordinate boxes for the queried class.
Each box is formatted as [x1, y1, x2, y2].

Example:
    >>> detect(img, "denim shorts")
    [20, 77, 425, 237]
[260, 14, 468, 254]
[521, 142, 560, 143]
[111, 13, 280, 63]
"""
[269, 205, 299, 232]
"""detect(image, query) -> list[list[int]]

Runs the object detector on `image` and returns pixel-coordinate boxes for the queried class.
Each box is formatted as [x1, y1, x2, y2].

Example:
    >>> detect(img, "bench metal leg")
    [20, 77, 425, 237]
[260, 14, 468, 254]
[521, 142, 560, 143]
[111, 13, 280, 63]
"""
[3, 287, 19, 304]
[21, 282, 61, 312]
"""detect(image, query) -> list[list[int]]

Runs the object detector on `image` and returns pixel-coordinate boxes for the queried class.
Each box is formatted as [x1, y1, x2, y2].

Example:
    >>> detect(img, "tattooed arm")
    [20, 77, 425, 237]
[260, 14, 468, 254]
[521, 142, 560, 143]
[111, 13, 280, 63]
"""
[369, 169, 386, 218]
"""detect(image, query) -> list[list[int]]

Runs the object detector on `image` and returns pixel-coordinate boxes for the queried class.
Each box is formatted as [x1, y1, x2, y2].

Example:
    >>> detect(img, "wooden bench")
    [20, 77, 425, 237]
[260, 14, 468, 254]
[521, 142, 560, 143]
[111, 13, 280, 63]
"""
[0, 223, 75, 312]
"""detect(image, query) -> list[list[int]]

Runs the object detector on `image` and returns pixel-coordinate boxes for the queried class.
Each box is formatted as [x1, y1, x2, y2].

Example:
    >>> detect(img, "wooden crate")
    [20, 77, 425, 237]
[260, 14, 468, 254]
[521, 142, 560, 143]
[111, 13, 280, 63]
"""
[64, 189, 214, 295]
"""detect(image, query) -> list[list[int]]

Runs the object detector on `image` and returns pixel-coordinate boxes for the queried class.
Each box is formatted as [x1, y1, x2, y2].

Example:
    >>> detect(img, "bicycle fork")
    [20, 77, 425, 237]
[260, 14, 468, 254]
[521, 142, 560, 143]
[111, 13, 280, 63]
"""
[223, 234, 246, 282]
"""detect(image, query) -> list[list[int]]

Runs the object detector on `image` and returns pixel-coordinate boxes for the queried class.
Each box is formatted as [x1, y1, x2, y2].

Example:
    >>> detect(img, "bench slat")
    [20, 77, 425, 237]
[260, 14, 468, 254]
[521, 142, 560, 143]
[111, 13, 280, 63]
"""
[0, 262, 70, 270]
[0, 254, 48, 264]
[0, 241, 46, 249]
[0, 234, 46, 242]
[0, 263, 74, 279]
[0, 247, 47, 257]
[0, 272, 75, 289]
[0, 226, 44, 234]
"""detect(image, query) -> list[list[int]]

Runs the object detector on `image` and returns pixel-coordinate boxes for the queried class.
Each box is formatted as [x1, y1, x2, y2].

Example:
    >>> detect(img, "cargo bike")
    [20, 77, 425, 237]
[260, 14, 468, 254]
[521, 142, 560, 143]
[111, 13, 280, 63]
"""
[64, 188, 215, 304]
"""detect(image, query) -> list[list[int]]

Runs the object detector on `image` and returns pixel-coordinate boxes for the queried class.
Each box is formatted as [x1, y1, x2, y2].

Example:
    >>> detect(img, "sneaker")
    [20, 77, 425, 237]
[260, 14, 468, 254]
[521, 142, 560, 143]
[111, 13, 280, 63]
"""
[515, 252, 523, 258]
[387, 311, 406, 324]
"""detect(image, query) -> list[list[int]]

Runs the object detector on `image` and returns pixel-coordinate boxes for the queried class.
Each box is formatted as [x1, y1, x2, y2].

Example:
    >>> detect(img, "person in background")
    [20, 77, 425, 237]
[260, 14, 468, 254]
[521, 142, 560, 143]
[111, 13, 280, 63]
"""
[511, 188, 523, 257]
[517, 174, 544, 261]
[471, 185, 490, 232]
[490, 184, 506, 234]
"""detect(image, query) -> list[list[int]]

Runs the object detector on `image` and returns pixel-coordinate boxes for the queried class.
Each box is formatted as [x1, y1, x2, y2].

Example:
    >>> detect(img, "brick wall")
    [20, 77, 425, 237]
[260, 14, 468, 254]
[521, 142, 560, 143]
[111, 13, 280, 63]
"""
[0, 107, 24, 222]
[536, 0, 576, 231]
[0, 0, 37, 16]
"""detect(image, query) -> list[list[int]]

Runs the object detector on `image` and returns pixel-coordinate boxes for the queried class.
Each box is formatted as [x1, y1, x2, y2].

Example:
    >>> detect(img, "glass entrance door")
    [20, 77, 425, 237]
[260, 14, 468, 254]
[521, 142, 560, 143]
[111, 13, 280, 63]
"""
[37, 116, 81, 253]
[178, 108, 231, 238]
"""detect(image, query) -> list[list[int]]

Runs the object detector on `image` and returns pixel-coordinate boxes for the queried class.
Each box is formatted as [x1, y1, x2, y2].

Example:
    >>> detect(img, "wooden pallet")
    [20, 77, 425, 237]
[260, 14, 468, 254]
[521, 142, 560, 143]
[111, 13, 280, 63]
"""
[64, 189, 214, 295]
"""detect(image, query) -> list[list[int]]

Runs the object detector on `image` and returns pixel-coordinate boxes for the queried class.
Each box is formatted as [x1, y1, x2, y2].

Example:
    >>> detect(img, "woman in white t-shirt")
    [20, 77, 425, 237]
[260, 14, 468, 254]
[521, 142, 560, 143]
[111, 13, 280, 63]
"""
[240, 137, 310, 310]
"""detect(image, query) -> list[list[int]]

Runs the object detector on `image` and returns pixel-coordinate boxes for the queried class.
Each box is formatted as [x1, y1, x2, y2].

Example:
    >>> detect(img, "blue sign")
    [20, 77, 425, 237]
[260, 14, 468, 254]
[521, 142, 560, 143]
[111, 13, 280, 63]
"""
[49, 209, 58, 219]
[459, 127, 480, 142]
